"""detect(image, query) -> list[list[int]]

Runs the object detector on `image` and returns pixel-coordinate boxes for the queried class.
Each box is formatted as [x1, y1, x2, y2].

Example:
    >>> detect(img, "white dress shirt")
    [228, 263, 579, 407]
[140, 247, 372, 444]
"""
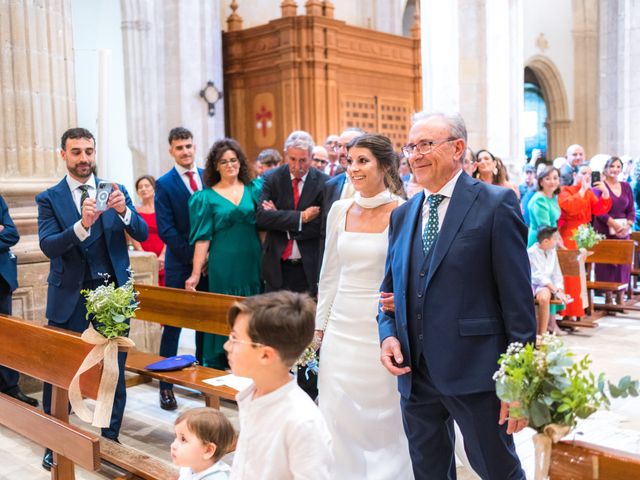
[527, 243, 564, 291]
[66, 174, 131, 241]
[175, 164, 203, 193]
[178, 461, 231, 480]
[230, 378, 332, 480]
[421, 169, 463, 233]
[288, 171, 309, 260]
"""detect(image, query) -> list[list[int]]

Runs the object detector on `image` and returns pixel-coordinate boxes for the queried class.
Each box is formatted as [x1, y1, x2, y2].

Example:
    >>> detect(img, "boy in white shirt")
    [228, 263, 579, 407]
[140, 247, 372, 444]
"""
[527, 226, 571, 336]
[225, 291, 332, 480]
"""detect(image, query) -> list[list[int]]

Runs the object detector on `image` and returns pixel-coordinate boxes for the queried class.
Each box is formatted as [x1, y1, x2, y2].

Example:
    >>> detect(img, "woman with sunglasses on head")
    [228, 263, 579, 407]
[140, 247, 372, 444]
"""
[186, 138, 263, 370]
[315, 134, 413, 479]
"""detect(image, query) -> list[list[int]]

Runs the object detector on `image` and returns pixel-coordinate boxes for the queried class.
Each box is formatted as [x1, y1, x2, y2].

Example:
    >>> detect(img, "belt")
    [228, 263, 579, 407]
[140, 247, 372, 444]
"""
[282, 258, 303, 265]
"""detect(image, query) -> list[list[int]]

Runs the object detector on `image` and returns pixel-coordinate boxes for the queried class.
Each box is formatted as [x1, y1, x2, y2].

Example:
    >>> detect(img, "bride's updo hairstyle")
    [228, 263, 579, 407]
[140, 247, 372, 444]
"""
[346, 134, 405, 196]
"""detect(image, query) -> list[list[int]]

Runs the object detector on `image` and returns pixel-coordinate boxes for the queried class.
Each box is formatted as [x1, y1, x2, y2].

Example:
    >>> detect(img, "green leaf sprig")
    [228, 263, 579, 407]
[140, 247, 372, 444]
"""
[494, 334, 638, 432]
[81, 272, 139, 339]
[571, 224, 605, 250]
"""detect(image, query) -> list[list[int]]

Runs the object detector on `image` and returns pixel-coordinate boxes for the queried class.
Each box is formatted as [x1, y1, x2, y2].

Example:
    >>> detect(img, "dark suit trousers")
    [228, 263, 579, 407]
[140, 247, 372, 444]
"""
[159, 274, 208, 390]
[42, 280, 127, 440]
[0, 280, 19, 394]
[401, 355, 524, 480]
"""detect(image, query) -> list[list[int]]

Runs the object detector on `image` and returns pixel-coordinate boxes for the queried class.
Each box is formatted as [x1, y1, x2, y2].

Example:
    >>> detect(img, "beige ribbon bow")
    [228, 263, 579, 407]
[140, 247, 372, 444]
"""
[532, 423, 572, 480]
[68, 324, 135, 428]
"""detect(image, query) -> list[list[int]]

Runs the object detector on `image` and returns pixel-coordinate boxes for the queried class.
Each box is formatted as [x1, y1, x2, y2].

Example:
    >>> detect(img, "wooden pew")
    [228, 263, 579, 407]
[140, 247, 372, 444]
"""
[0, 315, 178, 480]
[630, 231, 640, 294]
[556, 249, 599, 328]
[0, 314, 101, 479]
[550, 440, 640, 479]
[585, 239, 635, 315]
[126, 284, 242, 408]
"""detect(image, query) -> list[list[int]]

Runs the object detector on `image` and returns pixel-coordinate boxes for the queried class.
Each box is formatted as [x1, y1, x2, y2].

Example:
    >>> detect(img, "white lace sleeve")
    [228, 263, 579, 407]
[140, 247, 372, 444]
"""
[315, 199, 351, 330]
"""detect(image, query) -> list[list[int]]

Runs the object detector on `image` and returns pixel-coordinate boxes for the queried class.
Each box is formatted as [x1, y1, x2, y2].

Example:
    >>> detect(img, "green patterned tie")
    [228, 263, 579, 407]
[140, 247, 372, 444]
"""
[79, 184, 89, 209]
[422, 194, 444, 255]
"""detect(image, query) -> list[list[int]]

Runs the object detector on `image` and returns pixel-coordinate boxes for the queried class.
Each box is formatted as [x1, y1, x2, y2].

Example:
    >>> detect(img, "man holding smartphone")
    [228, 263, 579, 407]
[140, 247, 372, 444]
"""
[36, 127, 148, 470]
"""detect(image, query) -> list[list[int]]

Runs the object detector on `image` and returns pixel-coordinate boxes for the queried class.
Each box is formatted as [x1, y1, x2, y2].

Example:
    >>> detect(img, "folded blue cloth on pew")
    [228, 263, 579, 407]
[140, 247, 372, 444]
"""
[144, 355, 198, 371]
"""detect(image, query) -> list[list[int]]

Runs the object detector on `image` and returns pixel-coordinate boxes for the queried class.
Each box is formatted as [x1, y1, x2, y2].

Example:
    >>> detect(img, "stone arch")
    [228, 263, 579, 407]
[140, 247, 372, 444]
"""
[525, 55, 571, 159]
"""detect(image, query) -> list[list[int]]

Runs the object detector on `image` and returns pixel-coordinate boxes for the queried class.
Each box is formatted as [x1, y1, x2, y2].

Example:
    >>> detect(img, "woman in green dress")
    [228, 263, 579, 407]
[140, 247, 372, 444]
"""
[527, 165, 563, 247]
[185, 138, 262, 369]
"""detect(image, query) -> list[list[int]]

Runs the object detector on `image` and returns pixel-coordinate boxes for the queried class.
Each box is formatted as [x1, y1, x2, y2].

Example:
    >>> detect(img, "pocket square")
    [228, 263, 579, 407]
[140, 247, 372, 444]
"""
[145, 355, 197, 371]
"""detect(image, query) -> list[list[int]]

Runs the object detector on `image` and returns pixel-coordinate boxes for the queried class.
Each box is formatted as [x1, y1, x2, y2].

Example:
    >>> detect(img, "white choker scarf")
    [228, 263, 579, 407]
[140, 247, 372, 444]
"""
[353, 190, 397, 209]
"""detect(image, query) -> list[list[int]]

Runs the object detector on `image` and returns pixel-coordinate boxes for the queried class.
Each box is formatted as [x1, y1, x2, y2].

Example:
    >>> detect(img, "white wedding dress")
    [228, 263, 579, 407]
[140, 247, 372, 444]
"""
[316, 195, 414, 480]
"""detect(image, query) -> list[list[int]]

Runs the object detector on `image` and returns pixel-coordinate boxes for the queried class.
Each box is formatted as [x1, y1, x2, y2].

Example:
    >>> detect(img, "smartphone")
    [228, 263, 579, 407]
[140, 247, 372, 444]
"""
[95, 182, 113, 211]
[591, 171, 601, 184]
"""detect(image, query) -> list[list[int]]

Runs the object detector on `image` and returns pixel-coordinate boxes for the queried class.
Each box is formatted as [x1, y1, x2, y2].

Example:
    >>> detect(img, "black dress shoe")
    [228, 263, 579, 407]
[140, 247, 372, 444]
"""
[42, 448, 53, 471]
[159, 389, 177, 410]
[8, 389, 39, 407]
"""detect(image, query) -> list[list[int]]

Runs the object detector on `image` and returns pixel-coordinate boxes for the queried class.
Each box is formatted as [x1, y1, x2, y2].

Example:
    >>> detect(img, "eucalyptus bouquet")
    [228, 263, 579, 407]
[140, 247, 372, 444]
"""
[81, 272, 139, 339]
[296, 346, 319, 380]
[571, 223, 605, 250]
[494, 333, 638, 432]
[494, 334, 638, 479]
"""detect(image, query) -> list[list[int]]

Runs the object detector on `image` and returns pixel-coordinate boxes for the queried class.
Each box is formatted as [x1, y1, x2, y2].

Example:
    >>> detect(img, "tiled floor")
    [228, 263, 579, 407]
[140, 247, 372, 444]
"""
[1, 312, 639, 479]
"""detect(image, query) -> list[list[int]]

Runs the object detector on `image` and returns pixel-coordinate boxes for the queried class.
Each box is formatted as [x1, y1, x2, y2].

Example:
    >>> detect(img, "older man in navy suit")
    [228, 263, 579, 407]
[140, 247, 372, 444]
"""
[378, 112, 535, 479]
[37, 128, 148, 470]
[154, 127, 208, 411]
[0, 194, 39, 407]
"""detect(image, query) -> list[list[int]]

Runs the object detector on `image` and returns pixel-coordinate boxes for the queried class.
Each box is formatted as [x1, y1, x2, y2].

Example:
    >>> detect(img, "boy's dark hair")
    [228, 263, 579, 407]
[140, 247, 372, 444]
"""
[175, 408, 235, 463]
[168, 127, 193, 144]
[227, 291, 315, 366]
[256, 148, 282, 166]
[536, 225, 558, 243]
[60, 128, 95, 150]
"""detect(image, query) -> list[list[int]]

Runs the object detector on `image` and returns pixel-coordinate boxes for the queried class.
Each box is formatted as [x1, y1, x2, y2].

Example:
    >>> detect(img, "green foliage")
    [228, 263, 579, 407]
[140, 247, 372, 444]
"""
[81, 272, 139, 339]
[571, 224, 605, 249]
[494, 334, 639, 433]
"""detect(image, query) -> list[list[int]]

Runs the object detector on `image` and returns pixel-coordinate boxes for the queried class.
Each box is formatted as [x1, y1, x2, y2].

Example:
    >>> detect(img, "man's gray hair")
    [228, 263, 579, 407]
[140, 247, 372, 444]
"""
[284, 130, 314, 155]
[412, 111, 468, 143]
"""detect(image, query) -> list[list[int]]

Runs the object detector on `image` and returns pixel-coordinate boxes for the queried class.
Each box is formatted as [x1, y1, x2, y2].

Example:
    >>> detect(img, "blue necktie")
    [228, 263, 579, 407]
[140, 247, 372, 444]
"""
[422, 194, 444, 255]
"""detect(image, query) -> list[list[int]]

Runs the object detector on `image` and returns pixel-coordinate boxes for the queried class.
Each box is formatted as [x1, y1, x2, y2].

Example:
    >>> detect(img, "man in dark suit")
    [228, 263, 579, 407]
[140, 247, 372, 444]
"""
[256, 130, 328, 398]
[0, 194, 39, 407]
[378, 112, 536, 480]
[37, 128, 148, 469]
[155, 127, 207, 411]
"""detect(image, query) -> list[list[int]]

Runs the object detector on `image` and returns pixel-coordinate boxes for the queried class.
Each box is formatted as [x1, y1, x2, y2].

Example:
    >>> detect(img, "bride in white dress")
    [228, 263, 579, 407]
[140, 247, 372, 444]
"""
[315, 134, 414, 479]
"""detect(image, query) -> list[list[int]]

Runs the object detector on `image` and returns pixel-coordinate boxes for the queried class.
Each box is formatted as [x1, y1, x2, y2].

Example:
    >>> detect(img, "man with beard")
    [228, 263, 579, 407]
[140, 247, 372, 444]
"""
[37, 128, 148, 470]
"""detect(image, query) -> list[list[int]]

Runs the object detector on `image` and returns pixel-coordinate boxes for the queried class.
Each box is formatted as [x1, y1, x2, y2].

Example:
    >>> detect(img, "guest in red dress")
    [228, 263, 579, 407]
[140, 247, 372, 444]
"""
[558, 164, 611, 320]
[130, 175, 166, 285]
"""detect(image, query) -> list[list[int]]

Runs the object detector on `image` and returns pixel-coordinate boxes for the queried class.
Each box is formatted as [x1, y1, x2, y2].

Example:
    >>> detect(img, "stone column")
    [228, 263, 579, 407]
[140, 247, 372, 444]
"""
[573, 0, 599, 156]
[598, 0, 639, 158]
[0, 0, 76, 204]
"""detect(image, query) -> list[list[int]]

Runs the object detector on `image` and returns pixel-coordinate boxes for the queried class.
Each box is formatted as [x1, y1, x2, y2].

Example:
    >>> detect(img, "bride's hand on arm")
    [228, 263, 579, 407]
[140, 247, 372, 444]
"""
[379, 291, 395, 313]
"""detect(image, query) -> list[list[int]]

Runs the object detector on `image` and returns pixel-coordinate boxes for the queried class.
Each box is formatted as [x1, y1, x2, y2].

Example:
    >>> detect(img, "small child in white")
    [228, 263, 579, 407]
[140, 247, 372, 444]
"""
[528, 225, 571, 336]
[171, 407, 235, 480]
[224, 291, 333, 480]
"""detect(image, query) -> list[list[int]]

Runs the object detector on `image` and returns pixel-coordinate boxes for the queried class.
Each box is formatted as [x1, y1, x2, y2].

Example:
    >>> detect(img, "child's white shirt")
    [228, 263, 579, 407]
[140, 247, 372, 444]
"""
[230, 377, 333, 480]
[178, 460, 231, 480]
[528, 243, 564, 290]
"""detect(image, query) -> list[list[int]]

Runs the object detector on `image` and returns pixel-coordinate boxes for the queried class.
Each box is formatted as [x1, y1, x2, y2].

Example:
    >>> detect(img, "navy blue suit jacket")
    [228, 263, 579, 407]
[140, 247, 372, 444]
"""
[155, 167, 205, 287]
[0, 195, 19, 292]
[378, 172, 536, 398]
[36, 178, 148, 324]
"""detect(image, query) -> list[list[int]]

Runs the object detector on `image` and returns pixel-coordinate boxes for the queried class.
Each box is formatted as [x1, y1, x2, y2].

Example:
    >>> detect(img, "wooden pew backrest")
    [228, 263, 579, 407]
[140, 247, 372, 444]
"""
[557, 249, 581, 277]
[550, 440, 640, 479]
[135, 284, 239, 336]
[586, 239, 635, 266]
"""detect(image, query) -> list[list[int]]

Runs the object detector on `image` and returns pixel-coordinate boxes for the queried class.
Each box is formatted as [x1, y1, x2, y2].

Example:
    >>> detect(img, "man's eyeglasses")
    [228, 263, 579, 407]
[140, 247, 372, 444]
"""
[401, 137, 458, 158]
[331, 143, 346, 153]
[218, 158, 240, 166]
[226, 332, 264, 350]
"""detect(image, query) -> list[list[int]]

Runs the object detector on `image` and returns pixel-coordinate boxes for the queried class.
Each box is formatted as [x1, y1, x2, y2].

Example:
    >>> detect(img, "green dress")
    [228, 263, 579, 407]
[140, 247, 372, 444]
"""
[527, 192, 561, 247]
[188, 179, 263, 369]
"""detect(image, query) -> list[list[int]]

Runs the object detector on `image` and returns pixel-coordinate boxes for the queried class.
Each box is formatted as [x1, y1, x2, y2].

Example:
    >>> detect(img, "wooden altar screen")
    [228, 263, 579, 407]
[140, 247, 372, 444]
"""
[223, 6, 421, 160]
